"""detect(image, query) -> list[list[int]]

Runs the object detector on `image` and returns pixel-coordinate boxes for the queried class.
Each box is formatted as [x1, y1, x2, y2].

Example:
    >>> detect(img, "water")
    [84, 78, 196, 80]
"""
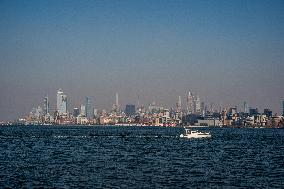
[0, 126, 283, 188]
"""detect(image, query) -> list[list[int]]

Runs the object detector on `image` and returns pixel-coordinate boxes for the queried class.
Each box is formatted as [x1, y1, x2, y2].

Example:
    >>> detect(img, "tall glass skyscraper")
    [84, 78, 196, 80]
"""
[85, 96, 94, 119]
[57, 89, 67, 115]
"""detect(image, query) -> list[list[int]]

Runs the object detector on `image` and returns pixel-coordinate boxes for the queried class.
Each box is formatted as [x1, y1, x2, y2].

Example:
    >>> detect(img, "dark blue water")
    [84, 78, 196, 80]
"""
[0, 126, 283, 188]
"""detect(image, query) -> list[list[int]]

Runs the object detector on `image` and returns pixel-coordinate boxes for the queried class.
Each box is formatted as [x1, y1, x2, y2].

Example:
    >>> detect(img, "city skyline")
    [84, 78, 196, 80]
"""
[1, 0, 284, 121]
[11, 88, 284, 127]
[15, 89, 284, 121]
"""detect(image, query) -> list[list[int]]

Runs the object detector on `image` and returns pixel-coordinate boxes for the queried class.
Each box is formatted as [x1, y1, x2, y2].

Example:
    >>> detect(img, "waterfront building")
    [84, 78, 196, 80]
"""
[85, 96, 94, 119]
[26, 106, 43, 124]
[125, 104, 136, 117]
[43, 96, 49, 115]
[77, 116, 88, 125]
[56, 89, 67, 115]
[196, 117, 221, 127]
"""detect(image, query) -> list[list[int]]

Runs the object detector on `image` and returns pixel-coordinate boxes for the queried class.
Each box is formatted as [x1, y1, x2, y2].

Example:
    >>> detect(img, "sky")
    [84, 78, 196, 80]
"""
[0, 0, 284, 121]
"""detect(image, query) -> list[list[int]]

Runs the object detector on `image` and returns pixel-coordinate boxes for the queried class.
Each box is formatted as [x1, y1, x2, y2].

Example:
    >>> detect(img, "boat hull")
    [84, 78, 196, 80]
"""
[180, 134, 211, 138]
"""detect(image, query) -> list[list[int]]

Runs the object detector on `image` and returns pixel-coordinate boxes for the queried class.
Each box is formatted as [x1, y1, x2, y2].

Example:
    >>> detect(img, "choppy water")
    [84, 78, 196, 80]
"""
[0, 126, 283, 188]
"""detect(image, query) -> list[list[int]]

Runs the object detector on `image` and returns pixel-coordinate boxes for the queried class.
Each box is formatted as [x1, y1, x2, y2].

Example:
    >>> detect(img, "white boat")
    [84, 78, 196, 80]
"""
[180, 127, 211, 138]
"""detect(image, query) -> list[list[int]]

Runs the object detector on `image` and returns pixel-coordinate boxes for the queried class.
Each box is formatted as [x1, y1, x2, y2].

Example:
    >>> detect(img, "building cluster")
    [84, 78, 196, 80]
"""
[184, 106, 284, 128]
[18, 89, 284, 128]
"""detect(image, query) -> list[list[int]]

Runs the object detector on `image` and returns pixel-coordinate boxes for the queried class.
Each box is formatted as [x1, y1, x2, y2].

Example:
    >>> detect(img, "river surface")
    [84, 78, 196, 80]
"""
[0, 126, 283, 188]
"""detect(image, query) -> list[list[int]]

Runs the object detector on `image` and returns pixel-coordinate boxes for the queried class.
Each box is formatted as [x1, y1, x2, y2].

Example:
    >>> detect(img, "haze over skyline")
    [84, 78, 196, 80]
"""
[0, 0, 284, 121]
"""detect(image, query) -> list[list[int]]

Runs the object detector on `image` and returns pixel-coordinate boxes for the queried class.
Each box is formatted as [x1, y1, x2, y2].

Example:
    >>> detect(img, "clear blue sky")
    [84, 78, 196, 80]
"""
[0, 0, 283, 121]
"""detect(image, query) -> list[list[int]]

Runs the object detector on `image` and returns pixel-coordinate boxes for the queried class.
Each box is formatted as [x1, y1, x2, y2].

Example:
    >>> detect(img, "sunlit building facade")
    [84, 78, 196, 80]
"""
[57, 89, 67, 115]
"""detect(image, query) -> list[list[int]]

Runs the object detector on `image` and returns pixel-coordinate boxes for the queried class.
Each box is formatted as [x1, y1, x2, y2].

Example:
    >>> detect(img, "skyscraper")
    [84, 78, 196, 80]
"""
[80, 104, 86, 116]
[244, 101, 249, 113]
[113, 92, 120, 114]
[187, 90, 193, 114]
[201, 101, 205, 116]
[73, 108, 79, 117]
[116, 92, 119, 109]
[210, 103, 214, 114]
[264, 109, 272, 117]
[137, 95, 140, 108]
[177, 96, 182, 119]
[35, 106, 43, 118]
[93, 109, 98, 117]
[43, 96, 49, 115]
[57, 89, 67, 115]
[85, 96, 94, 119]
[195, 96, 201, 114]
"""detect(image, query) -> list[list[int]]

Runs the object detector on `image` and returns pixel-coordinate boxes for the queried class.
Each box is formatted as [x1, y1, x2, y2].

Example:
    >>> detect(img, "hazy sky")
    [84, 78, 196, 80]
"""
[0, 0, 284, 121]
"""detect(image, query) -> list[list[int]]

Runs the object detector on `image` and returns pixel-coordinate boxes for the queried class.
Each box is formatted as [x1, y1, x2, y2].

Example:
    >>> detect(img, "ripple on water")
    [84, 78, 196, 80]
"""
[0, 126, 283, 188]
